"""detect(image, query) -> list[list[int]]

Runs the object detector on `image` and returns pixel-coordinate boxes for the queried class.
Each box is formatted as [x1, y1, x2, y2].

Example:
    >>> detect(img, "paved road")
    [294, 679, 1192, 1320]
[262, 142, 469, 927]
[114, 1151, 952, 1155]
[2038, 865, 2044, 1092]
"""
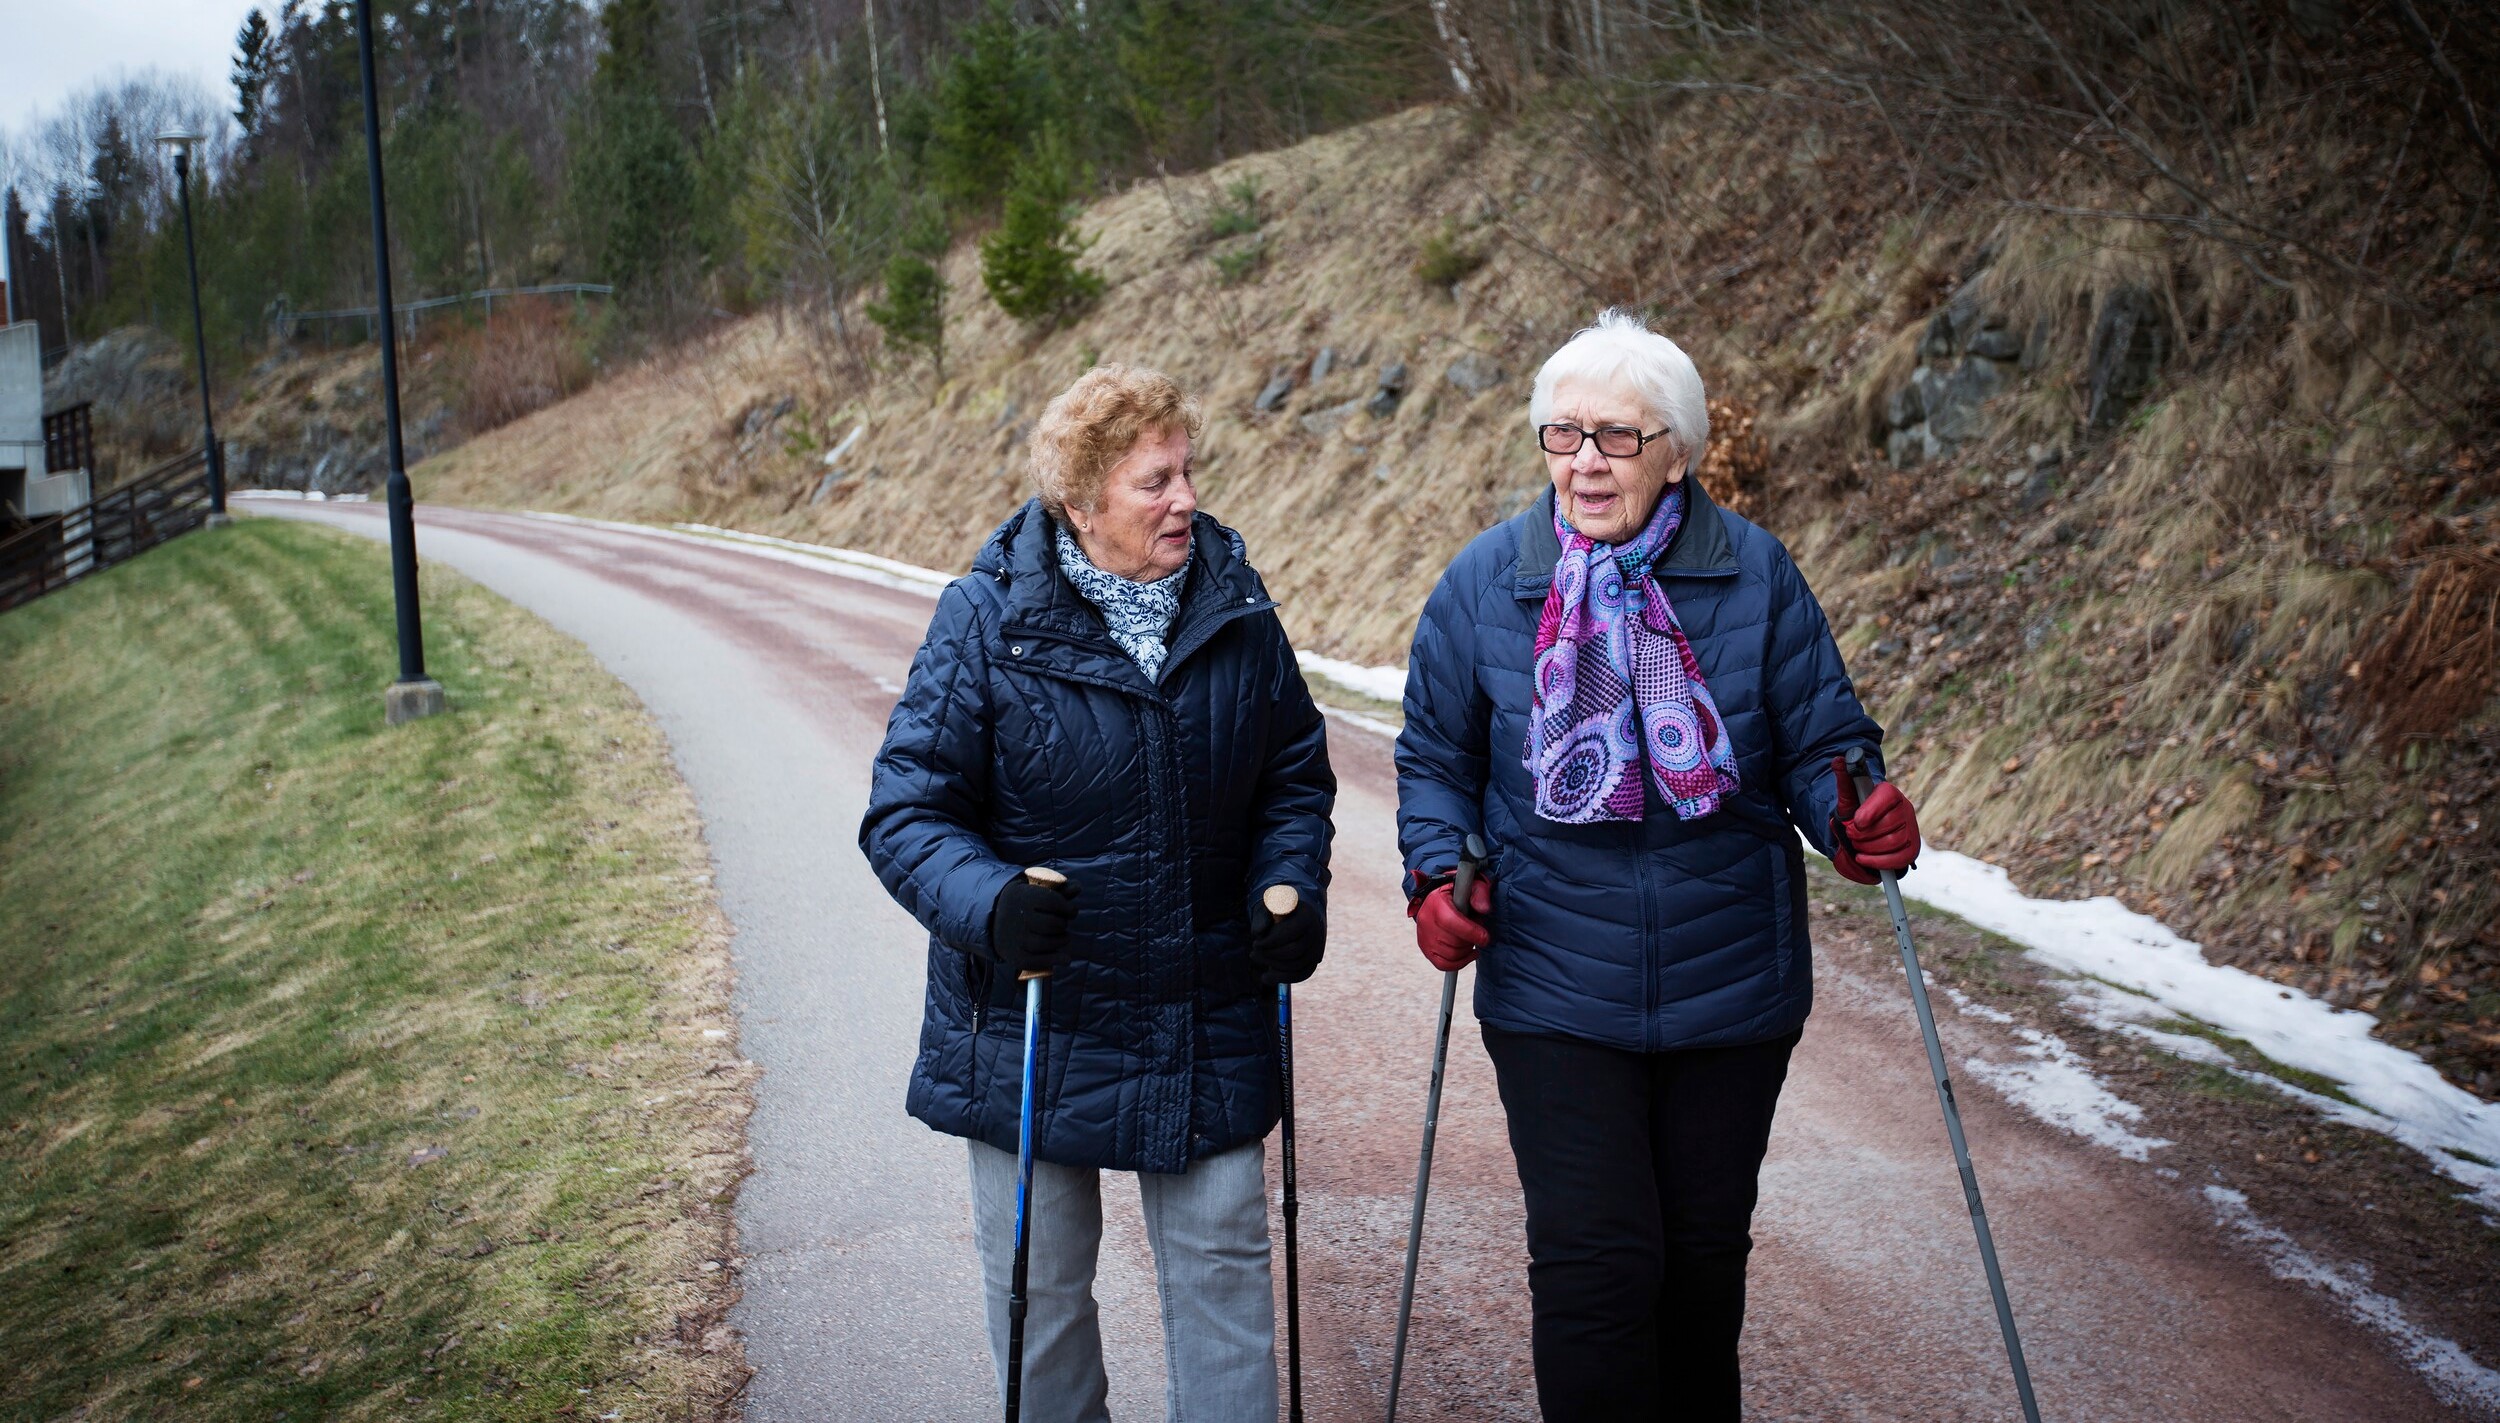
[253, 501, 2467, 1422]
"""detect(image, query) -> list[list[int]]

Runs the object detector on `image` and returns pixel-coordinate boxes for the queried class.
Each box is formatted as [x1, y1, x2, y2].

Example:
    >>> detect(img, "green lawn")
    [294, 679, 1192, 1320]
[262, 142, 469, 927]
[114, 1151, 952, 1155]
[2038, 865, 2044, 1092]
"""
[0, 520, 751, 1421]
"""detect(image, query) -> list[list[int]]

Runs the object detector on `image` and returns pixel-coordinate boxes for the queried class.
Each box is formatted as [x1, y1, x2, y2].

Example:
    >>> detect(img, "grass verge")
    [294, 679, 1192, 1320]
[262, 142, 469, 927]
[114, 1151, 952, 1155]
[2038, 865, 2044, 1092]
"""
[0, 520, 752, 1420]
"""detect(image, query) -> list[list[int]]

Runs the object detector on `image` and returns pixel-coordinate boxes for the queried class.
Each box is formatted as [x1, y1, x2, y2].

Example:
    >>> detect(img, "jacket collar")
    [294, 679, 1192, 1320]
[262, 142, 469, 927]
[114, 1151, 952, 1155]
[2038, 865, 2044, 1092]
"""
[975, 498, 1273, 688]
[1511, 475, 1737, 599]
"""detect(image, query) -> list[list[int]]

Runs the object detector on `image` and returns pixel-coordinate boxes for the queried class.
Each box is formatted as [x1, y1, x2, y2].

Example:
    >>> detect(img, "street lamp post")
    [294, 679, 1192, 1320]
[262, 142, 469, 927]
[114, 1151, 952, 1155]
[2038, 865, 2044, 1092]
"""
[351, 0, 444, 725]
[154, 131, 227, 526]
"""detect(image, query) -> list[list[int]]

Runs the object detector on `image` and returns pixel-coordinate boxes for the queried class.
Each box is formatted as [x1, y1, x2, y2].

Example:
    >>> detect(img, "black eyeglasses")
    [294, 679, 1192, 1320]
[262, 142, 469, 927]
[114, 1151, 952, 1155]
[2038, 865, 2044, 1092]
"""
[1537, 423, 1670, 458]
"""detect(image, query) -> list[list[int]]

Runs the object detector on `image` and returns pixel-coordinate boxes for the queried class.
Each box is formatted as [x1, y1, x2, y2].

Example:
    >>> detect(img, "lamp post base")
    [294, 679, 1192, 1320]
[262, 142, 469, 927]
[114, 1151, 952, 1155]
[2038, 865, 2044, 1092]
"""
[384, 677, 447, 726]
[205, 511, 233, 529]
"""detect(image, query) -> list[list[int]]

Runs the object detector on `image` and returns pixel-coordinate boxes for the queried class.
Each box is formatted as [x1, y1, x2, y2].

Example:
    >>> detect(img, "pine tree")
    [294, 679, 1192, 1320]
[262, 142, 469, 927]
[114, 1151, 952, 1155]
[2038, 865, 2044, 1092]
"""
[978, 135, 1100, 327]
[232, 10, 275, 140]
[867, 210, 949, 379]
[569, 0, 696, 294]
[925, 2, 1033, 214]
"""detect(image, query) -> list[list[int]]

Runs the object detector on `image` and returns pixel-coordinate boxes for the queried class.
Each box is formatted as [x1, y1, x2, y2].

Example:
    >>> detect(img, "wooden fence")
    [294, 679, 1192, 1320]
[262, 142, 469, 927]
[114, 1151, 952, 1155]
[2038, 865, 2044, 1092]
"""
[0, 449, 215, 614]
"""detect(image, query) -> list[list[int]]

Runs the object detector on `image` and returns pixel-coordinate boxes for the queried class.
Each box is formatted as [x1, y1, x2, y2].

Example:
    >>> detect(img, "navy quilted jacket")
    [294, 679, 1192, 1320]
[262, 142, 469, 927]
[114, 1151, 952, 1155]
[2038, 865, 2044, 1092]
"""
[861, 499, 1335, 1174]
[1396, 478, 1883, 1051]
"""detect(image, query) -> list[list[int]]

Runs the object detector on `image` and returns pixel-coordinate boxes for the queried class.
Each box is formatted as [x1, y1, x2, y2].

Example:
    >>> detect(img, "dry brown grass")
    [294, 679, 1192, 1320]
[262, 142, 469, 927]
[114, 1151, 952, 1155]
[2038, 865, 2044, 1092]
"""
[440, 304, 597, 436]
[2356, 548, 2500, 742]
[411, 80, 2500, 1094]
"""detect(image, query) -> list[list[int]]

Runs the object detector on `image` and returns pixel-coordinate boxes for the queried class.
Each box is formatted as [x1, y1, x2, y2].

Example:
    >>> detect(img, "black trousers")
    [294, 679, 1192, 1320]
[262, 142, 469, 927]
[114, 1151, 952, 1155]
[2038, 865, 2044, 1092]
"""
[1481, 1023, 1800, 1423]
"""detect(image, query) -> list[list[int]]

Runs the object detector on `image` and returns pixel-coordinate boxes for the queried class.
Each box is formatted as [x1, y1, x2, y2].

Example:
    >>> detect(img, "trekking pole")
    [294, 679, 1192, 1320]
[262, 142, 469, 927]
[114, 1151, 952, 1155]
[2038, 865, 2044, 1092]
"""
[1386, 832, 1484, 1423]
[1264, 883, 1308, 1423]
[1844, 749, 2043, 1423]
[1005, 865, 1067, 1423]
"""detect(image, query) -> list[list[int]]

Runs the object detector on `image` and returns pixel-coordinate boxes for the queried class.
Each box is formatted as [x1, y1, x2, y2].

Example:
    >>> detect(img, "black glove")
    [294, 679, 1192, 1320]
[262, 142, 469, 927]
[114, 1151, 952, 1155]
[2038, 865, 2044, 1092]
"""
[1247, 894, 1325, 986]
[988, 874, 1077, 977]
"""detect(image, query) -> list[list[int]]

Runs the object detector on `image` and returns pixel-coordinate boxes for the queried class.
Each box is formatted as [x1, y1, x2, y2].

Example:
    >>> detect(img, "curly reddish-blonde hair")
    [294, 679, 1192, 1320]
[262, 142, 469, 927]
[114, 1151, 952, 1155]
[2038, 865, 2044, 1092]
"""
[1027, 364, 1205, 518]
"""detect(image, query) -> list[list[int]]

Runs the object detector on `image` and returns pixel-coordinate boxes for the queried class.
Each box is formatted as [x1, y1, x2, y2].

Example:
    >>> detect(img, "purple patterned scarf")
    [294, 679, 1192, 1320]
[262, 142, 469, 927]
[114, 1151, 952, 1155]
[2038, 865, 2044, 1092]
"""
[1524, 484, 1740, 823]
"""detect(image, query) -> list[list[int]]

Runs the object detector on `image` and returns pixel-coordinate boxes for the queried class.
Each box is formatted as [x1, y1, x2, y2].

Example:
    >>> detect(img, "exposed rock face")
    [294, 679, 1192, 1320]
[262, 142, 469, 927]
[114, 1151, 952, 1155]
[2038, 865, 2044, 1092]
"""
[43, 328, 197, 473]
[46, 328, 188, 422]
[45, 328, 459, 496]
[1444, 352, 1505, 393]
[1253, 373, 1295, 412]
[2087, 284, 2169, 431]
[1878, 278, 2171, 463]
[1879, 280, 2024, 468]
[1966, 326, 2022, 361]
[1298, 399, 1365, 438]
[226, 403, 451, 495]
[1365, 360, 1410, 418]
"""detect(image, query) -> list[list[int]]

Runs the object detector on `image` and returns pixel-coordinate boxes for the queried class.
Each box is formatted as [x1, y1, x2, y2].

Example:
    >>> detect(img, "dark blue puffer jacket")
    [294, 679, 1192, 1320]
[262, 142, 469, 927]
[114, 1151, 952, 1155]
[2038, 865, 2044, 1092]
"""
[862, 499, 1335, 1174]
[1396, 478, 1883, 1052]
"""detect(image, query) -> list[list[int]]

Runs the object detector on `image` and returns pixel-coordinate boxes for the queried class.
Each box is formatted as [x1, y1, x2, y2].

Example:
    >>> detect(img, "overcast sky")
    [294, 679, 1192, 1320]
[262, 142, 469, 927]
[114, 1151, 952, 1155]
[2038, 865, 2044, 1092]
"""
[1, 0, 259, 137]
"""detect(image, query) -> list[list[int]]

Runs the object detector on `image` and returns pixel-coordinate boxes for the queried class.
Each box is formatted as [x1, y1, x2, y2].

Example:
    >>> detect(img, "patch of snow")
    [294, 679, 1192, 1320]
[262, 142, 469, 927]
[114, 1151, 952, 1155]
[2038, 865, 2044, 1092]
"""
[2060, 978, 2239, 1068]
[1316, 703, 1402, 740]
[672, 522, 955, 593]
[233, 488, 364, 502]
[1939, 980, 2015, 1025]
[1895, 851, 2500, 1211]
[1295, 652, 1408, 705]
[2204, 1187, 2500, 1415]
[1940, 987, 2172, 1160]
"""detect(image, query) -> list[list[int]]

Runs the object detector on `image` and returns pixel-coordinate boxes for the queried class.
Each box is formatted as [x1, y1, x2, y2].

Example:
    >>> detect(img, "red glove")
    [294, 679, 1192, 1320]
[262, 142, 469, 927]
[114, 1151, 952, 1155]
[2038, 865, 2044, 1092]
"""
[1830, 754, 1921, 885]
[1411, 875, 1493, 971]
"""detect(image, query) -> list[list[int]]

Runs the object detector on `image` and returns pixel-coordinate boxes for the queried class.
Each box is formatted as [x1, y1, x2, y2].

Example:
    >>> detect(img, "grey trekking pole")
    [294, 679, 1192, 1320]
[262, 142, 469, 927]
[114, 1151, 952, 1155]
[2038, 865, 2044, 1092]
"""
[1844, 748, 2043, 1423]
[1263, 883, 1308, 1423]
[1005, 865, 1067, 1423]
[1386, 832, 1485, 1422]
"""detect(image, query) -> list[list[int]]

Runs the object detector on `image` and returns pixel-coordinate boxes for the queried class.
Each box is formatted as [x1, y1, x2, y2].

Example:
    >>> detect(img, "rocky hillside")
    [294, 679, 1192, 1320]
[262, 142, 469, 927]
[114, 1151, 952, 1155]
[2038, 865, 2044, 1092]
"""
[376, 90, 2493, 1101]
[46, 303, 593, 497]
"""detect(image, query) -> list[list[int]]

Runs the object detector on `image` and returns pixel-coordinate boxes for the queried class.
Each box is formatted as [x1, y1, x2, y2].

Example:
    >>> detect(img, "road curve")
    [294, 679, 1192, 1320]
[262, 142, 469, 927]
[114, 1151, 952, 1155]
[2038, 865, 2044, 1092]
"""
[249, 500, 2463, 1422]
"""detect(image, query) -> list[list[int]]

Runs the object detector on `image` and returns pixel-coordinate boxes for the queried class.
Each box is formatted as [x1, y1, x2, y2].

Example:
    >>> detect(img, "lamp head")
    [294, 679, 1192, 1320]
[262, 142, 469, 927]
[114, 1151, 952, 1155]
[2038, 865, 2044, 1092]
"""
[155, 130, 203, 169]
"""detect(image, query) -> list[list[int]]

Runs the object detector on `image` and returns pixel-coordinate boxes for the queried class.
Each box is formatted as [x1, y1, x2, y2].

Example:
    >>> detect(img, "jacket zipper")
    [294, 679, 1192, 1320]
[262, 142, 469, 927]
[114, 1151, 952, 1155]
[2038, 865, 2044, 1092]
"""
[1638, 823, 1657, 1051]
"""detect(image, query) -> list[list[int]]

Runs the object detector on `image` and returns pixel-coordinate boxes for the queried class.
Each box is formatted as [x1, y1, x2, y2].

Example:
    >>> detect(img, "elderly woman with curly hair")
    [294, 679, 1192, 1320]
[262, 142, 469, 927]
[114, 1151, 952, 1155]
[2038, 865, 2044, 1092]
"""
[861, 364, 1335, 1422]
[1396, 310, 1922, 1420]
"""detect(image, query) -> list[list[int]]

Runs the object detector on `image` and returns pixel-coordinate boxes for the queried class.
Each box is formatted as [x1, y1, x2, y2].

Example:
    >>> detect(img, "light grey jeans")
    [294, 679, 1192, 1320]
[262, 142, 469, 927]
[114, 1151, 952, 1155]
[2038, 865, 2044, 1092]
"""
[967, 1136, 1277, 1423]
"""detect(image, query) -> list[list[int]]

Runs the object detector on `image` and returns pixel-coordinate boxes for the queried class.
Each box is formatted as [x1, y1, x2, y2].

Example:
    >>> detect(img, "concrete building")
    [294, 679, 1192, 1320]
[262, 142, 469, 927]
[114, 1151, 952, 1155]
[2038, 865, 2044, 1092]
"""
[1, 284, 93, 524]
[2, 279, 96, 589]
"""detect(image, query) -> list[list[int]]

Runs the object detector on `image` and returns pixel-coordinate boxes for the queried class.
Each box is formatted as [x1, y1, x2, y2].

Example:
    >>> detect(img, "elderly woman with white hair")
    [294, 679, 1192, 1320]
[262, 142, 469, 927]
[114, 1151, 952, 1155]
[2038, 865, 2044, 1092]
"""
[863, 365, 1335, 1420]
[1395, 309, 1920, 1418]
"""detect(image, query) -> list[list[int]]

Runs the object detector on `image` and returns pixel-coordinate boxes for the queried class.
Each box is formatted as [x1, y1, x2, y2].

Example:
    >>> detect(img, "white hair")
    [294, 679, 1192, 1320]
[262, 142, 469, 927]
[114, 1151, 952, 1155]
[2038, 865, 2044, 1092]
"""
[1528, 308, 1709, 456]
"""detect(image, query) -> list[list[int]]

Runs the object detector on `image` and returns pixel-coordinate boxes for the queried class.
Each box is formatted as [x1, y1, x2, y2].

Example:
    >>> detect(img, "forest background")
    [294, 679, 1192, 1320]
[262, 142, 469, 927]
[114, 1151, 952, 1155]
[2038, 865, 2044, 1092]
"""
[0, 0, 1437, 365]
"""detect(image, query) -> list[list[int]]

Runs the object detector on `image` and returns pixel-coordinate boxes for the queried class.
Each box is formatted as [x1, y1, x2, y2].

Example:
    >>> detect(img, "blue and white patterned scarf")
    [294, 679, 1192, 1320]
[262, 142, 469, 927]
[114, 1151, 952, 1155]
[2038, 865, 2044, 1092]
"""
[1056, 522, 1189, 680]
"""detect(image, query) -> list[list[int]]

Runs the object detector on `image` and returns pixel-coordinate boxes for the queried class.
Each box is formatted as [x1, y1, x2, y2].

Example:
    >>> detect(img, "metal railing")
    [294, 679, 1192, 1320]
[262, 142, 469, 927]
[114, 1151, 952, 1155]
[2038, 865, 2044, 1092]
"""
[276, 282, 615, 343]
[0, 449, 214, 613]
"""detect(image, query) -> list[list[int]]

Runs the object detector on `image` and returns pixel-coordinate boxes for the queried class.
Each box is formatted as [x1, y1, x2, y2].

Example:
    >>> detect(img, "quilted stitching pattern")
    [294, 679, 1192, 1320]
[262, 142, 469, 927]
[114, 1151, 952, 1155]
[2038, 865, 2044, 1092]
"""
[1397, 481, 1883, 1052]
[863, 500, 1336, 1174]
